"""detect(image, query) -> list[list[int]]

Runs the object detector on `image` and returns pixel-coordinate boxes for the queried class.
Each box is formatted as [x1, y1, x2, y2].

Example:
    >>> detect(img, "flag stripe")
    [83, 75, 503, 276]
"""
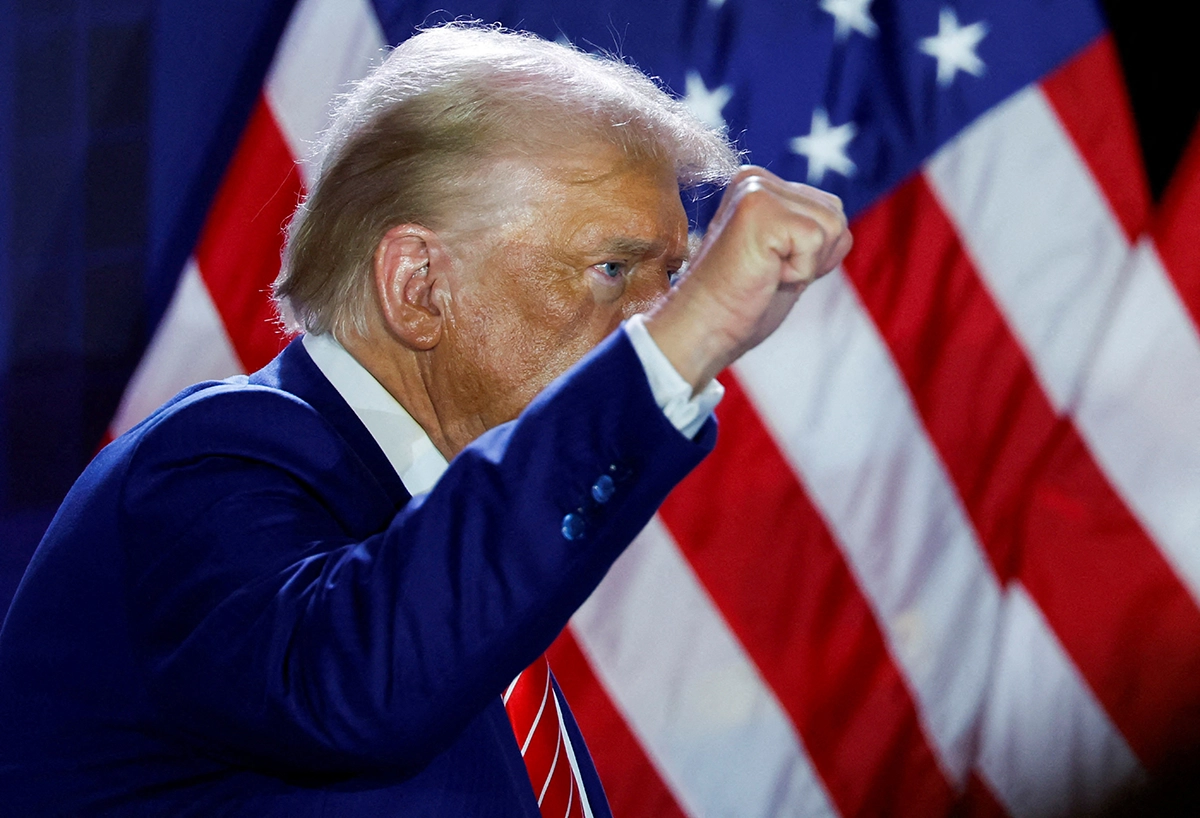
[1068, 236, 1200, 610]
[925, 81, 1132, 416]
[264, 0, 385, 183]
[108, 260, 243, 436]
[960, 773, 1010, 818]
[730, 265, 1138, 814]
[1039, 36, 1151, 242]
[843, 176, 1050, 580]
[571, 516, 837, 818]
[974, 585, 1142, 817]
[732, 270, 1000, 789]
[659, 381, 957, 817]
[1153, 123, 1200, 328]
[1068, 125, 1200, 617]
[850, 168, 1200, 771]
[925, 67, 1200, 768]
[992, 45, 1200, 618]
[1026, 315, 1200, 767]
[548, 629, 690, 818]
[1036, 236, 1200, 762]
[192, 95, 299, 373]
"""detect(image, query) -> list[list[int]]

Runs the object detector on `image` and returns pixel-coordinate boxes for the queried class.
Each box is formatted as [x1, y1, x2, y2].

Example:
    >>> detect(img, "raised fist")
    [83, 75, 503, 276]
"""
[646, 166, 853, 391]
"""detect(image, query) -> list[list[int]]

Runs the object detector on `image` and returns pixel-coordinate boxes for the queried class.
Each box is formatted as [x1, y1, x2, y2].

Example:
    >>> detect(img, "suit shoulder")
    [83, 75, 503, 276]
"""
[127, 378, 350, 478]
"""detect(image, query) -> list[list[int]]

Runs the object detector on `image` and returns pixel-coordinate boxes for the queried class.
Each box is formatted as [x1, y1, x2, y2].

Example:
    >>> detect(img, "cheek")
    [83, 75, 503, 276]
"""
[514, 266, 612, 347]
[448, 252, 628, 418]
[560, 285, 629, 355]
[620, 274, 671, 319]
[453, 280, 586, 390]
[500, 293, 618, 410]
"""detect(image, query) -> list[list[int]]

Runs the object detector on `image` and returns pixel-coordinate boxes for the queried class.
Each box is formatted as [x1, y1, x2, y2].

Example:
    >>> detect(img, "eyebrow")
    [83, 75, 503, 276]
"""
[597, 237, 687, 263]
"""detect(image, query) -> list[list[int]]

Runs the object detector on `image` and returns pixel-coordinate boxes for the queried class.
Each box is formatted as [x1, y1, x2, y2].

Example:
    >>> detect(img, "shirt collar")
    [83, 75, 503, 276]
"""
[301, 332, 448, 495]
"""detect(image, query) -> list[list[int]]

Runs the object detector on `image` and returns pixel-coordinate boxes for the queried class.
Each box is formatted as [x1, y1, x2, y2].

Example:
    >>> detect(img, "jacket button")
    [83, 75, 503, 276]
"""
[561, 512, 586, 541]
[591, 474, 615, 504]
[608, 462, 633, 482]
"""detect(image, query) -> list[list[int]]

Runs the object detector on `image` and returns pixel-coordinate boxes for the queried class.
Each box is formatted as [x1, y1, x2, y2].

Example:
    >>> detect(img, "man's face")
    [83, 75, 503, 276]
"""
[435, 143, 689, 429]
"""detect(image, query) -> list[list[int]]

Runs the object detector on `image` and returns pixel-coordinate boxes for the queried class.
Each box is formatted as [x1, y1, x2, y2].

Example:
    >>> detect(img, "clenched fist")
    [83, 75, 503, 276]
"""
[645, 166, 852, 392]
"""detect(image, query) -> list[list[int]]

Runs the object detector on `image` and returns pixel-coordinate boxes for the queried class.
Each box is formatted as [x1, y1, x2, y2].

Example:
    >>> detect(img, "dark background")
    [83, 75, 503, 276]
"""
[0, 0, 1195, 616]
[1103, 0, 1198, 199]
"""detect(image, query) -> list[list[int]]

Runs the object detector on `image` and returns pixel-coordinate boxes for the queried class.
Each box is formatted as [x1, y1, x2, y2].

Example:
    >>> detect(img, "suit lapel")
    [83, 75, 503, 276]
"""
[249, 338, 412, 511]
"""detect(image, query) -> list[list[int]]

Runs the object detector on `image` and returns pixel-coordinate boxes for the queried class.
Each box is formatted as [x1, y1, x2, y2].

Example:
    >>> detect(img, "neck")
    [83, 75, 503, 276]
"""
[340, 331, 486, 461]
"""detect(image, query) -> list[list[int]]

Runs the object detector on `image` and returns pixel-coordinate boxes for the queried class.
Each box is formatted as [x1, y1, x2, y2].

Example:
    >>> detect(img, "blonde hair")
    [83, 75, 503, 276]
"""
[275, 23, 739, 337]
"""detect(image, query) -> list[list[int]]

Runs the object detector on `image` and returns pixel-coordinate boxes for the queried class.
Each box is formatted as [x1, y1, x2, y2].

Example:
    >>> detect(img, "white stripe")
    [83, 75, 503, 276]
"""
[521, 670, 552, 757]
[538, 721, 562, 805]
[109, 259, 243, 436]
[1063, 238, 1200, 602]
[264, 0, 386, 185]
[556, 686, 595, 818]
[111, 0, 384, 437]
[503, 673, 521, 705]
[840, 79, 1156, 807]
[571, 517, 838, 818]
[924, 85, 1132, 414]
[928, 74, 1200, 629]
[977, 584, 1144, 818]
[735, 268, 1140, 811]
[735, 271, 998, 785]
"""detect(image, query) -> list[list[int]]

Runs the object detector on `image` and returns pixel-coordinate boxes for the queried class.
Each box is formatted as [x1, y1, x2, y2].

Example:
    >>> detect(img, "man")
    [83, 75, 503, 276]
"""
[0, 24, 850, 815]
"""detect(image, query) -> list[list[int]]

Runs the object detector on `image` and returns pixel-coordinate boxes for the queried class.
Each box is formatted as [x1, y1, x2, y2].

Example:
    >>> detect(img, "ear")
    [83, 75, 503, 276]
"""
[372, 224, 448, 351]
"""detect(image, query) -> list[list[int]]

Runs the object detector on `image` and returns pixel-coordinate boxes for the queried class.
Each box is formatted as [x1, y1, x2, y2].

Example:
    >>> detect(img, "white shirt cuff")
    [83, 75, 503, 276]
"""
[623, 313, 724, 440]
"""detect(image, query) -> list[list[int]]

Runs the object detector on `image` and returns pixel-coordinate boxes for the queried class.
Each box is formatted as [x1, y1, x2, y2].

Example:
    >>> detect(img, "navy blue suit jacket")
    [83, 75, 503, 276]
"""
[0, 330, 715, 815]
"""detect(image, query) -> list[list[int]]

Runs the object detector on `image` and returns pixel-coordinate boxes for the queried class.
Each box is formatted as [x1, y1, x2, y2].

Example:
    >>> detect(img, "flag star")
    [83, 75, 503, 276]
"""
[820, 0, 878, 41]
[918, 7, 988, 87]
[683, 71, 733, 131]
[789, 109, 857, 184]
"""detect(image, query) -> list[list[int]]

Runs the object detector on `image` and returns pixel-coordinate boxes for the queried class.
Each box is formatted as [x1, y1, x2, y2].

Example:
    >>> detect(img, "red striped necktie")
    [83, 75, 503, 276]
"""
[503, 655, 586, 818]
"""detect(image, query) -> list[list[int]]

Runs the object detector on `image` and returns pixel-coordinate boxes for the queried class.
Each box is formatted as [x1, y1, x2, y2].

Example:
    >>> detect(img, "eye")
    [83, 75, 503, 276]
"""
[668, 260, 688, 287]
[596, 261, 625, 279]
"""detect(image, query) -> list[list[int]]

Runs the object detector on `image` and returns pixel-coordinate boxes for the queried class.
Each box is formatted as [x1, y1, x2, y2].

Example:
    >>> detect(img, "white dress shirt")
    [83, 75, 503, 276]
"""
[301, 313, 723, 490]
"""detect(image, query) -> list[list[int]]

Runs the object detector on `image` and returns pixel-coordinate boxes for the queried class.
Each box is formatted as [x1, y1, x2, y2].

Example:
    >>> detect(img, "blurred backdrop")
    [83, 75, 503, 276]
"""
[3, 0, 1193, 612]
[3, 1, 1200, 815]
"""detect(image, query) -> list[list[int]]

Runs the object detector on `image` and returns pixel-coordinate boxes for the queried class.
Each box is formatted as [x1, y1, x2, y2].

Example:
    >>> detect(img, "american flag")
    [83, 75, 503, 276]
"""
[100, 0, 1200, 814]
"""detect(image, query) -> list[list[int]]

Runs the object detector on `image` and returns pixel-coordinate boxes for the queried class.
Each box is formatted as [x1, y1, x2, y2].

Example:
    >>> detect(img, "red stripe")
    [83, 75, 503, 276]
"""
[193, 95, 300, 372]
[537, 726, 572, 817]
[1151, 120, 1200, 331]
[1041, 35, 1151, 242]
[504, 657, 551, 751]
[548, 629, 688, 818]
[845, 176, 1200, 769]
[659, 378, 959, 817]
[847, 179, 1049, 579]
[1023, 434, 1200, 768]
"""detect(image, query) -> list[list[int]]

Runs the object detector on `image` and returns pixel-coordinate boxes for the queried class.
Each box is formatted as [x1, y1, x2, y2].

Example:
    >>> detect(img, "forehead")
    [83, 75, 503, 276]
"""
[471, 143, 689, 257]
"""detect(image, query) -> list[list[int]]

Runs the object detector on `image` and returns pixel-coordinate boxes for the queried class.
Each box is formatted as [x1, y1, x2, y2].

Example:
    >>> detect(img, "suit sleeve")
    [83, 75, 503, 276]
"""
[121, 329, 715, 776]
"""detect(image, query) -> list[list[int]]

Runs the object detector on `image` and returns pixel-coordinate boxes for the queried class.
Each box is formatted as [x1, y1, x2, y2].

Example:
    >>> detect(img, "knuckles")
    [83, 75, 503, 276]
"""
[728, 180, 780, 222]
[725, 176, 848, 249]
[726, 173, 847, 229]
[700, 169, 853, 288]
